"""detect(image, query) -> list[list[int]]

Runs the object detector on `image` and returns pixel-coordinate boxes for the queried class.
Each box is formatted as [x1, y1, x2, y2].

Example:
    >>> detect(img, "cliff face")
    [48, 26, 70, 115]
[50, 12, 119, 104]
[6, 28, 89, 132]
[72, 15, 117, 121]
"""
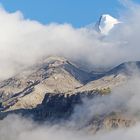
[34, 91, 99, 121]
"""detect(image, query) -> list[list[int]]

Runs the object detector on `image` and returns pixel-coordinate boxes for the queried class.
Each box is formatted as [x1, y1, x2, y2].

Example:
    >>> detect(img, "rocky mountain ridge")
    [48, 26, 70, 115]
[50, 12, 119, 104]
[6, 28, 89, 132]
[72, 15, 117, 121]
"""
[0, 56, 139, 131]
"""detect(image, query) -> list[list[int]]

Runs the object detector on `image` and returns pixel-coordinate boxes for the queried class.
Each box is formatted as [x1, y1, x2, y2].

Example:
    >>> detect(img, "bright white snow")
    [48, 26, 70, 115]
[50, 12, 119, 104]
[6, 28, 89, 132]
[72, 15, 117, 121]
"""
[96, 14, 120, 35]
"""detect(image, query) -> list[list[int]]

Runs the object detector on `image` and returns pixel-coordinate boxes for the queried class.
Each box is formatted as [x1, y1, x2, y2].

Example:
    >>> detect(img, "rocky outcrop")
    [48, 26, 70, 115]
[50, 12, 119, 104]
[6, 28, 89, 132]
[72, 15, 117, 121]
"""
[86, 114, 135, 133]
[34, 90, 99, 121]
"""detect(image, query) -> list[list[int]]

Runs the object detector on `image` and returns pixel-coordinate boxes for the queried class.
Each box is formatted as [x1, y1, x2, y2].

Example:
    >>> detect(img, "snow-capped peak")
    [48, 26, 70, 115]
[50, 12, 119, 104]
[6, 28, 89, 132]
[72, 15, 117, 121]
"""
[96, 14, 120, 35]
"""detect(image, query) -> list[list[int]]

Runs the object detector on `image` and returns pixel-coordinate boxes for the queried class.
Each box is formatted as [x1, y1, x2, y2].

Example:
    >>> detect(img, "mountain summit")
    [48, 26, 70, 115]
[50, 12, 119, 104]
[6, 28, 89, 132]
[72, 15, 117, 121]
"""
[95, 14, 120, 35]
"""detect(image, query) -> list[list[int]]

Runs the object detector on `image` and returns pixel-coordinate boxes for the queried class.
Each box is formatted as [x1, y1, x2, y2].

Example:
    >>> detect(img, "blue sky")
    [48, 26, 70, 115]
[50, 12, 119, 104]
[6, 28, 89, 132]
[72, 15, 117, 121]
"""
[0, 0, 140, 27]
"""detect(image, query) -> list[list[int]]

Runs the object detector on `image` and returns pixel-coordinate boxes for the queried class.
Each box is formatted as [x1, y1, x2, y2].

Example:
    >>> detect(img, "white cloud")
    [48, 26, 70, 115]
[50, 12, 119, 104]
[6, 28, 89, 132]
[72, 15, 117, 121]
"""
[0, 1, 140, 79]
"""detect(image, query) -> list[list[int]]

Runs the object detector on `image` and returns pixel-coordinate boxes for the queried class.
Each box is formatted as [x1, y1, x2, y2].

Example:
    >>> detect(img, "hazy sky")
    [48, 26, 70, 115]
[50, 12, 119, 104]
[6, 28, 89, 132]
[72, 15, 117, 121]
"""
[1, 0, 140, 27]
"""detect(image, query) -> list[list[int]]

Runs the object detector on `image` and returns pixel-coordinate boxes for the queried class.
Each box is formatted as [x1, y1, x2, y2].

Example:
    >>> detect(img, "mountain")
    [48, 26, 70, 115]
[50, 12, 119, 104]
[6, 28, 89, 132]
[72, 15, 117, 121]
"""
[105, 61, 140, 76]
[77, 61, 140, 92]
[0, 56, 97, 111]
[95, 14, 120, 35]
[0, 57, 139, 131]
[0, 58, 139, 111]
